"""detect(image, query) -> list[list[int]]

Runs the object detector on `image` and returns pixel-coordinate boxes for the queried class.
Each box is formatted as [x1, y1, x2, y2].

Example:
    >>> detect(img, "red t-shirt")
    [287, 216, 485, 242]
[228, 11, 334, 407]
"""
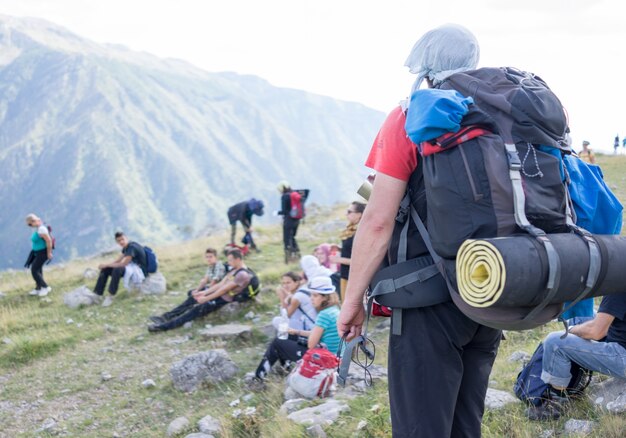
[365, 106, 418, 182]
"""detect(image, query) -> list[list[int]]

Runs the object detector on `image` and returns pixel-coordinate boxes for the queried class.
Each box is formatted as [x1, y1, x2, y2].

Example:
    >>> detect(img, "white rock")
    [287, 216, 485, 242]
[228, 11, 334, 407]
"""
[37, 418, 57, 433]
[66, 318, 74, 324]
[606, 393, 626, 414]
[2, 337, 12, 345]
[142, 379, 156, 388]
[244, 311, 255, 319]
[242, 393, 254, 402]
[183, 322, 193, 330]
[167, 417, 190, 437]
[357, 420, 368, 430]
[185, 434, 214, 438]
[170, 350, 238, 392]
[101, 372, 113, 382]
[306, 424, 327, 438]
[563, 419, 596, 435]
[198, 324, 252, 341]
[63, 286, 100, 309]
[229, 398, 240, 407]
[587, 377, 626, 412]
[137, 272, 167, 295]
[287, 399, 350, 426]
[0, 291, 5, 298]
[83, 268, 98, 279]
[508, 350, 530, 363]
[197, 415, 221, 434]
[484, 388, 518, 410]
[280, 398, 307, 415]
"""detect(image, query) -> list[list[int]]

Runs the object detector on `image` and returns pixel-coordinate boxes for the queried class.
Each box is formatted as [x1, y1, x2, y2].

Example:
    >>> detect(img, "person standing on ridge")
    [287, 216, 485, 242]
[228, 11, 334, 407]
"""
[24, 213, 53, 297]
[614, 134, 620, 154]
[337, 24, 501, 437]
[227, 198, 264, 252]
[277, 181, 309, 263]
[578, 140, 595, 164]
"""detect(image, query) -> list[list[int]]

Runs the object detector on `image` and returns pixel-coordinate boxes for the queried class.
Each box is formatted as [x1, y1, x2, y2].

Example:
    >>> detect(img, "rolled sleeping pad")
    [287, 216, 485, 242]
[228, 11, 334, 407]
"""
[444, 259, 562, 331]
[456, 233, 626, 308]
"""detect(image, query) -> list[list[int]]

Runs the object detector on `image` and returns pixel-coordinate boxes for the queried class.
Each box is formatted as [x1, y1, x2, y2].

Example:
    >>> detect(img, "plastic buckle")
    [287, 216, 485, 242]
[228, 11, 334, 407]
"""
[506, 149, 522, 171]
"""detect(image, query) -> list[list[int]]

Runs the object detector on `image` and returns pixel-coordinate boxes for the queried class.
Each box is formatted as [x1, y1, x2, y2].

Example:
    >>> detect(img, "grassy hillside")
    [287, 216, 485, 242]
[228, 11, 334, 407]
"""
[1, 156, 625, 437]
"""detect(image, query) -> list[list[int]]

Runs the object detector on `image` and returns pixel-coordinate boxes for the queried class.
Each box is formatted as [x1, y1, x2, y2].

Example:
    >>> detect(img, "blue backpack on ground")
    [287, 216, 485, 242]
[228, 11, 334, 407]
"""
[514, 343, 592, 406]
[144, 246, 158, 274]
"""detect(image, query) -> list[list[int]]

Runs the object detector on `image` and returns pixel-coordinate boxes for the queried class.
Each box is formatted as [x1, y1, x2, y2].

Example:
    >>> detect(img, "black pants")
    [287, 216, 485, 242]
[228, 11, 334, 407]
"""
[388, 302, 501, 438]
[255, 336, 308, 378]
[158, 296, 228, 331]
[31, 250, 48, 289]
[282, 218, 300, 251]
[94, 266, 126, 296]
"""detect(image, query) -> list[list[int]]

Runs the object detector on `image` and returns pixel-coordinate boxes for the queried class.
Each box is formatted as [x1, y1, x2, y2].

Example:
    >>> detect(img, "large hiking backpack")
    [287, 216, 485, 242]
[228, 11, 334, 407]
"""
[231, 267, 261, 302]
[144, 246, 158, 274]
[45, 224, 56, 250]
[287, 348, 340, 399]
[407, 67, 571, 258]
[514, 341, 592, 406]
[395, 67, 599, 330]
[289, 191, 304, 219]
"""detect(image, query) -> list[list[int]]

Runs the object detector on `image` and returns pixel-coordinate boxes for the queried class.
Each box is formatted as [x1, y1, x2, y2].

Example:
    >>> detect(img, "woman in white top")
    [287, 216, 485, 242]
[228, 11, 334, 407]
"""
[274, 272, 317, 331]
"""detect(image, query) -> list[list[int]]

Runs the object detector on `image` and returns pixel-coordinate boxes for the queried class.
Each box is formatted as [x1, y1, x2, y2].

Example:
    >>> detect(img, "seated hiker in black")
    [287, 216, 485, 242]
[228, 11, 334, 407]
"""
[148, 247, 226, 327]
[148, 249, 253, 332]
[94, 231, 147, 307]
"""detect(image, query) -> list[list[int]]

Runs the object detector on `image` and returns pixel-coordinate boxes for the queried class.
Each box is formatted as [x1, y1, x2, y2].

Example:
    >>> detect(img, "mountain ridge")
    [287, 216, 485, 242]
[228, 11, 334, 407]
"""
[0, 15, 385, 269]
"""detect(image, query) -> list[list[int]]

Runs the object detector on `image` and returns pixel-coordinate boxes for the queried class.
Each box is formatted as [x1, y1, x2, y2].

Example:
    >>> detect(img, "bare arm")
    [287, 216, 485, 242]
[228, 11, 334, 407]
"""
[196, 280, 238, 304]
[40, 233, 53, 259]
[286, 296, 301, 317]
[337, 173, 408, 340]
[99, 254, 126, 270]
[106, 255, 133, 269]
[569, 312, 614, 340]
[307, 326, 324, 349]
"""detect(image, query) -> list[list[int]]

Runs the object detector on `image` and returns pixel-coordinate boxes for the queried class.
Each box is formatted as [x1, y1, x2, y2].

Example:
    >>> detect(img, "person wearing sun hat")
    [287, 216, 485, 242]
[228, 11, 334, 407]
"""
[254, 276, 341, 380]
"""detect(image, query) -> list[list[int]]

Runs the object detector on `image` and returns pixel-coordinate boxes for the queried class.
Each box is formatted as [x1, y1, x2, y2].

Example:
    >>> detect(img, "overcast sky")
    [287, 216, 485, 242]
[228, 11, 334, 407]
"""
[1, 0, 625, 152]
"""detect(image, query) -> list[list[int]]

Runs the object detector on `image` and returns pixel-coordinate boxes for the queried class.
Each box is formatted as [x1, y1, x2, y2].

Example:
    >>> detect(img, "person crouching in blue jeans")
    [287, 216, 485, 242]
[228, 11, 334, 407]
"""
[535, 294, 626, 420]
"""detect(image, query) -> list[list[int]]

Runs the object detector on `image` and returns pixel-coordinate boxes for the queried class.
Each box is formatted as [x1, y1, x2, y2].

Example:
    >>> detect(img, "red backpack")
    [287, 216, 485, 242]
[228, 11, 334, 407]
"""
[289, 191, 304, 219]
[287, 348, 340, 399]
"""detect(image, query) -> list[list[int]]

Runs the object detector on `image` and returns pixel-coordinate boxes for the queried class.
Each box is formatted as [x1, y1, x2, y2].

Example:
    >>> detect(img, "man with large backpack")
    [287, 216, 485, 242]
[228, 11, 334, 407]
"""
[277, 181, 309, 263]
[227, 198, 264, 252]
[148, 249, 259, 332]
[338, 25, 504, 437]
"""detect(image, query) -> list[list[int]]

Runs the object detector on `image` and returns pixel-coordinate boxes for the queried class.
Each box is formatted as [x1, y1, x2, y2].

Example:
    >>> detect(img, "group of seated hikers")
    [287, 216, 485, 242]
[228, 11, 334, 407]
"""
[139, 241, 342, 384]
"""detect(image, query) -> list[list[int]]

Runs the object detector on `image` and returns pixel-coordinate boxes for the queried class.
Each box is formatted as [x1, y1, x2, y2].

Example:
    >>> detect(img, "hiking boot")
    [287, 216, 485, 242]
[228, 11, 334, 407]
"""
[149, 315, 167, 324]
[29, 289, 41, 296]
[38, 287, 52, 297]
[102, 296, 114, 307]
[147, 324, 166, 333]
[525, 400, 562, 421]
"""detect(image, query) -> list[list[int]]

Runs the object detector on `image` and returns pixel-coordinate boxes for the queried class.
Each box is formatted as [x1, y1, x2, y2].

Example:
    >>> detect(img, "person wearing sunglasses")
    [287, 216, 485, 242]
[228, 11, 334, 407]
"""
[329, 202, 366, 302]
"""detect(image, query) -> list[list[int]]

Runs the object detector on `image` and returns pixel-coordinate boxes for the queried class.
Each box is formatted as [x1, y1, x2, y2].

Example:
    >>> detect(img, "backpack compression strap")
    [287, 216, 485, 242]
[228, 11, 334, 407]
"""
[418, 126, 490, 157]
